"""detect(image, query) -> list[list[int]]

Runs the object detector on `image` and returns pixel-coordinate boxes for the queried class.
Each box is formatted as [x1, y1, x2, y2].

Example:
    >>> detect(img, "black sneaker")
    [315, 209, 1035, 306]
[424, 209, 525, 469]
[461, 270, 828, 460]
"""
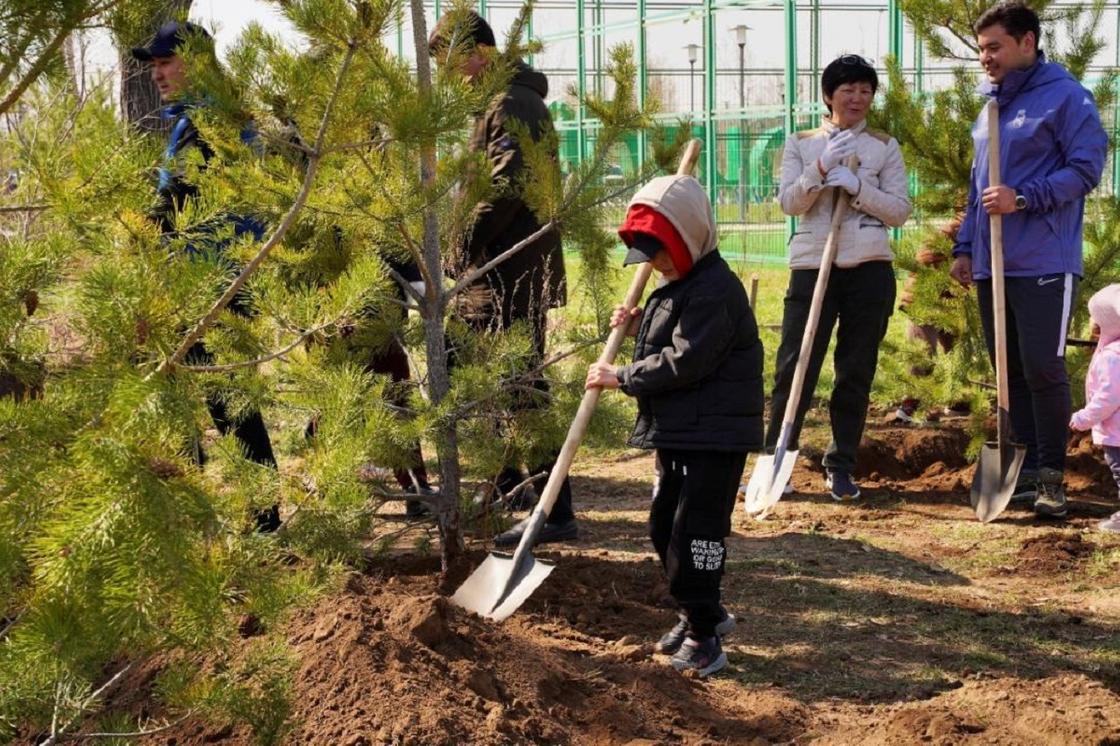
[1009, 470, 1039, 507]
[1034, 468, 1067, 519]
[669, 635, 727, 677]
[493, 517, 578, 548]
[405, 485, 438, 520]
[254, 504, 281, 533]
[656, 609, 737, 654]
[825, 469, 861, 501]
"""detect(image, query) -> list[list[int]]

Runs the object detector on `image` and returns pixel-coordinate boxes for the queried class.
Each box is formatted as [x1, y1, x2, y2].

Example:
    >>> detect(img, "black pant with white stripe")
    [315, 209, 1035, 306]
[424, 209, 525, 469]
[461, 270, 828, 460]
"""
[976, 273, 1078, 474]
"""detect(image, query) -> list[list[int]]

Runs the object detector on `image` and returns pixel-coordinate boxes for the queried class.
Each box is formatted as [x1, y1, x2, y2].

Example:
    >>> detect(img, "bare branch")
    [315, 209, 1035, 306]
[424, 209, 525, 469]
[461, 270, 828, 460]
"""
[0, 203, 50, 213]
[41, 663, 134, 746]
[56, 713, 194, 741]
[448, 220, 556, 296]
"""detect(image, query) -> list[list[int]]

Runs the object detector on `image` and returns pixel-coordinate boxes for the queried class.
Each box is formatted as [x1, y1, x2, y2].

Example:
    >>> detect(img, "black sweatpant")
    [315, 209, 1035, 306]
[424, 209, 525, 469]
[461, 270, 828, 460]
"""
[650, 448, 747, 639]
[186, 342, 280, 531]
[976, 273, 1077, 473]
[364, 338, 430, 492]
[452, 298, 573, 524]
[765, 261, 895, 472]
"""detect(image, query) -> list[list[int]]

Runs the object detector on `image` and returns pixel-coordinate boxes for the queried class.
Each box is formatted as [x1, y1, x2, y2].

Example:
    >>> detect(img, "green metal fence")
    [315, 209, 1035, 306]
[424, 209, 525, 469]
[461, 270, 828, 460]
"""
[401, 0, 1120, 265]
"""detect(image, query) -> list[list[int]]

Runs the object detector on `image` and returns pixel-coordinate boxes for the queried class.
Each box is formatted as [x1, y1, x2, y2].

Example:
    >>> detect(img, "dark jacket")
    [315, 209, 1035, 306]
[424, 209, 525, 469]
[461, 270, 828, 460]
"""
[616, 251, 765, 452]
[462, 62, 566, 324]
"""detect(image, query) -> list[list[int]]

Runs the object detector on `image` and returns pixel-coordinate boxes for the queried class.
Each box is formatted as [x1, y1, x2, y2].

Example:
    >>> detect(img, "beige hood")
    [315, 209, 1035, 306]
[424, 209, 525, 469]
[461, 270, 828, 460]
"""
[627, 175, 717, 263]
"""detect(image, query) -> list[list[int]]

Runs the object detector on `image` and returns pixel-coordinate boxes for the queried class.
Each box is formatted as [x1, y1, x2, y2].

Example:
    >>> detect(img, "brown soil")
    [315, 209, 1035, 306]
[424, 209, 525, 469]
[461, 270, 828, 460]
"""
[1018, 531, 1096, 575]
[56, 423, 1120, 744]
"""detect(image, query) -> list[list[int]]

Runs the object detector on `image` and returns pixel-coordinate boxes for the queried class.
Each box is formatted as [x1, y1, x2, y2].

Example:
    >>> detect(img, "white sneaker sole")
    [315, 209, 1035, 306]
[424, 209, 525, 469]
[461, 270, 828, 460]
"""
[671, 651, 728, 677]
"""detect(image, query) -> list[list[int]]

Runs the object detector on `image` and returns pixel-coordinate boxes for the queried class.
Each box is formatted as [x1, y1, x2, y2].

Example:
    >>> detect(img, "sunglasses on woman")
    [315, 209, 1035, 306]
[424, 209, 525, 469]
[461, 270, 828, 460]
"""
[837, 54, 875, 69]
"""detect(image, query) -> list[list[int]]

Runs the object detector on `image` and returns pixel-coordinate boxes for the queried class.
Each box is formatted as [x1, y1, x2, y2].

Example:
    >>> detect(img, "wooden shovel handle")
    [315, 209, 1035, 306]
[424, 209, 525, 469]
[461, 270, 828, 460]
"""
[779, 152, 860, 430]
[986, 100, 1012, 432]
[531, 138, 702, 520]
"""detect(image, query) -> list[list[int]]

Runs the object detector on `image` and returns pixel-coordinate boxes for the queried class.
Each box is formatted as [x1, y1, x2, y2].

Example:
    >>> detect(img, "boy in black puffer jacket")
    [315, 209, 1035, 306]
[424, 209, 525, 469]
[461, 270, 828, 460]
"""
[585, 175, 764, 677]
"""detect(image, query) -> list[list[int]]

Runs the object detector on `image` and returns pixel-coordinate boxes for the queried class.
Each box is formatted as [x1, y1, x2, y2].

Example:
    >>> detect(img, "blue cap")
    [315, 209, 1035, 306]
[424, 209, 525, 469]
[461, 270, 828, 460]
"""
[131, 21, 212, 61]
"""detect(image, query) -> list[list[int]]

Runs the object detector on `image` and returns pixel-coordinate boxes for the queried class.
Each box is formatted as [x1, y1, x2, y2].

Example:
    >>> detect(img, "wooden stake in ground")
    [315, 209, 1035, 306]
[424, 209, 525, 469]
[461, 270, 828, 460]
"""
[451, 139, 703, 621]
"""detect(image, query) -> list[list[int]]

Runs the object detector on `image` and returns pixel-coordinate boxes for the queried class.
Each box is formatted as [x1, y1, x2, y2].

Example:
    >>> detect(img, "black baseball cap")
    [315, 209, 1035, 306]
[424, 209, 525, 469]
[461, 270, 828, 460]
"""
[622, 232, 664, 266]
[131, 21, 213, 61]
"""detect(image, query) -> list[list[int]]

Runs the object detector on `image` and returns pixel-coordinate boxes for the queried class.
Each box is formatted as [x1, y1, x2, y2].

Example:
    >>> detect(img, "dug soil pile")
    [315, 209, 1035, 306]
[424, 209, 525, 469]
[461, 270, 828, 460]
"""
[155, 554, 812, 745]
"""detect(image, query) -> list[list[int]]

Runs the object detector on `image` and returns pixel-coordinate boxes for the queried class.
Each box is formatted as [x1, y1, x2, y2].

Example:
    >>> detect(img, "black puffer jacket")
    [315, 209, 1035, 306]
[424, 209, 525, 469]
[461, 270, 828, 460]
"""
[616, 251, 765, 452]
[461, 62, 566, 323]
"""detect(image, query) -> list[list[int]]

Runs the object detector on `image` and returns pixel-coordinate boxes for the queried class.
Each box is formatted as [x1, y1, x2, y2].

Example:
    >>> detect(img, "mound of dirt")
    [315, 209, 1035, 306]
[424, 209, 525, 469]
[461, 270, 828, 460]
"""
[147, 553, 810, 745]
[853, 427, 971, 482]
[814, 673, 1120, 745]
[1017, 532, 1096, 575]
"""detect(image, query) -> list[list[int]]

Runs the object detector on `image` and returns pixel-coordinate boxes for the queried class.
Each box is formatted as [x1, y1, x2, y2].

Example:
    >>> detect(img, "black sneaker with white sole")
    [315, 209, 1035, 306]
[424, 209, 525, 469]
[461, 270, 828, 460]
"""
[1033, 468, 1067, 519]
[655, 609, 736, 654]
[825, 469, 861, 501]
[1009, 469, 1039, 507]
[670, 635, 727, 677]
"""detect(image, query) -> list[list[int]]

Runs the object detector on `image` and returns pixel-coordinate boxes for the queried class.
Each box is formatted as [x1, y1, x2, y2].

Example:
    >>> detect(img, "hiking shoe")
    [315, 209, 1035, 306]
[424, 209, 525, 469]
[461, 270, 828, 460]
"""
[1033, 468, 1067, 519]
[825, 469, 861, 501]
[405, 485, 438, 520]
[254, 504, 281, 533]
[669, 636, 727, 677]
[1009, 470, 1039, 507]
[493, 517, 578, 548]
[1099, 511, 1120, 533]
[655, 609, 737, 655]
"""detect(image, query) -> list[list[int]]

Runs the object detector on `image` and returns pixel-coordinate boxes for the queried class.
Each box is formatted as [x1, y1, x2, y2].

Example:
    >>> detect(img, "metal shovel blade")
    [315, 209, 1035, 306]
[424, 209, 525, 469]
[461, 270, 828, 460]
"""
[450, 551, 555, 622]
[743, 449, 798, 519]
[970, 440, 1027, 523]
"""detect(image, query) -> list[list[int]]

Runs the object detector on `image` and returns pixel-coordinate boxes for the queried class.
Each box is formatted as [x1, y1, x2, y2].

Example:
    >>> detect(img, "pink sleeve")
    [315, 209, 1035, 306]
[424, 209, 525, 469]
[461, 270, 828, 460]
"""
[1073, 351, 1120, 429]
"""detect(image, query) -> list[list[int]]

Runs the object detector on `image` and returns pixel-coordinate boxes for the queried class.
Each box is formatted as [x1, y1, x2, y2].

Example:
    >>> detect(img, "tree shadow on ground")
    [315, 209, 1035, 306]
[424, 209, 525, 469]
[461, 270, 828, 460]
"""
[514, 473, 1120, 709]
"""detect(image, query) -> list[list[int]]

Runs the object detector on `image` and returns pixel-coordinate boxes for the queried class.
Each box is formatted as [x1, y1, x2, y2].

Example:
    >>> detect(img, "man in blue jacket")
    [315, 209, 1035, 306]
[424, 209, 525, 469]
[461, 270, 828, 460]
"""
[950, 1, 1108, 519]
[134, 21, 280, 531]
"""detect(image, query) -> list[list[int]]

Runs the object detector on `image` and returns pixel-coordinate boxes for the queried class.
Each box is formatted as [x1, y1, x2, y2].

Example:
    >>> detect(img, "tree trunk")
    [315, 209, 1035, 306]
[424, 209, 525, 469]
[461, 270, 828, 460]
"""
[117, 0, 193, 134]
[408, 0, 465, 579]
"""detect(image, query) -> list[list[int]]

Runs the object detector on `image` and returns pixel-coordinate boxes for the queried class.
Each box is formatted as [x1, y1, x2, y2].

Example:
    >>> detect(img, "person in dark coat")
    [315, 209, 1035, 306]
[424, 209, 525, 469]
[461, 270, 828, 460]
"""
[586, 174, 765, 678]
[133, 21, 279, 531]
[429, 12, 575, 545]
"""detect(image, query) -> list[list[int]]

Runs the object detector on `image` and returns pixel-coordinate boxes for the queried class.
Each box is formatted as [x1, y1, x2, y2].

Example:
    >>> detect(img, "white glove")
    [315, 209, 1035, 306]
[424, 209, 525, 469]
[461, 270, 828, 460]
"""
[817, 130, 856, 174]
[823, 166, 860, 196]
[408, 280, 426, 299]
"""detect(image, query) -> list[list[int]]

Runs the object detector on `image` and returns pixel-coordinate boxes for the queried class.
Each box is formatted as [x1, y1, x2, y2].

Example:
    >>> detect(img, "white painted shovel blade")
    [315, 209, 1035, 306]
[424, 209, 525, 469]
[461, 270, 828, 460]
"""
[743, 450, 798, 519]
[450, 553, 555, 621]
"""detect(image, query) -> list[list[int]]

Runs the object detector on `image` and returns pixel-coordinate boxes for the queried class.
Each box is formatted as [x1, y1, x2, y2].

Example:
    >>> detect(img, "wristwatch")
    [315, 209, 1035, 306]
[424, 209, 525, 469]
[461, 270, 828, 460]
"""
[1014, 192, 1028, 211]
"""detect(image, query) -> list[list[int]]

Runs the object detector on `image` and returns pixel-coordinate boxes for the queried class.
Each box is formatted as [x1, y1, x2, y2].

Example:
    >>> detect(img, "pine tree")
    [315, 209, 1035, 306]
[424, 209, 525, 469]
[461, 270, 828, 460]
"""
[0, 0, 676, 738]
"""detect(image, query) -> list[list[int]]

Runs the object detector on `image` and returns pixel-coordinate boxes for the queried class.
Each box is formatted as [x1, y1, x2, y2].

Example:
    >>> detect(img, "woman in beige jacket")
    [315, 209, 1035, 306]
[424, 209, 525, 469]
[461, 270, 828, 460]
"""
[767, 54, 912, 501]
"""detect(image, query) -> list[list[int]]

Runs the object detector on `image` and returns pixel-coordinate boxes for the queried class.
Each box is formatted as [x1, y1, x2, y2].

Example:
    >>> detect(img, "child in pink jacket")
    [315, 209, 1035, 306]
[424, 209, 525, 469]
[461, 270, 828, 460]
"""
[1070, 284, 1120, 533]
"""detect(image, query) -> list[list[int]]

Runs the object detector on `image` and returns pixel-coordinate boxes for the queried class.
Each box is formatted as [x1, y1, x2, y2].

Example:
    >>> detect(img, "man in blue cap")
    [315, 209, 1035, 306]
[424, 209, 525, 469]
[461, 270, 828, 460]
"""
[133, 21, 281, 532]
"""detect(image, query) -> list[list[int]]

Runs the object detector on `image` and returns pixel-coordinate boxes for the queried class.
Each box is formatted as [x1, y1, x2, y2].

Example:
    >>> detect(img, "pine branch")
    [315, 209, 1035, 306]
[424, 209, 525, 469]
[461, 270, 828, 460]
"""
[157, 39, 360, 375]
[0, 0, 124, 116]
[178, 321, 337, 373]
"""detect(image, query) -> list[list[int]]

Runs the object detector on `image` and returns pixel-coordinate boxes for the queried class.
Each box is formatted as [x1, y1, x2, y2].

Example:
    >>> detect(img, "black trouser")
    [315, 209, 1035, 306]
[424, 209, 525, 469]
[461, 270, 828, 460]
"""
[651, 449, 747, 639]
[765, 261, 895, 473]
[452, 295, 573, 524]
[976, 274, 1077, 473]
[186, 342, 280, 531]
[364, 338, 430, 492]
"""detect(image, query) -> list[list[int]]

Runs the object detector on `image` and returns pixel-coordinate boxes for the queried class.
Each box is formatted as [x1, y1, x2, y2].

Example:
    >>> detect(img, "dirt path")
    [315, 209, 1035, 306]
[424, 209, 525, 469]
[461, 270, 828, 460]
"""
[109, 424, 1120, 744]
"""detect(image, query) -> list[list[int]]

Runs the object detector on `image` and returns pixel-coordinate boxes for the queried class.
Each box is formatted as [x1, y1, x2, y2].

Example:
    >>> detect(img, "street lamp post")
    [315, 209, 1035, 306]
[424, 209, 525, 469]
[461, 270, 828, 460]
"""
[732, 24, 750, 222]
[685, 43, 700, 113]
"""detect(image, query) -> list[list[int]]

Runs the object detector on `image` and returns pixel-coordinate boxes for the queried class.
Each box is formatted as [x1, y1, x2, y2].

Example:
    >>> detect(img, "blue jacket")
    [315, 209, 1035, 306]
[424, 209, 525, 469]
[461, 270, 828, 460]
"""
[155, 103, 266, 253]
[953, 54, 1107, 279]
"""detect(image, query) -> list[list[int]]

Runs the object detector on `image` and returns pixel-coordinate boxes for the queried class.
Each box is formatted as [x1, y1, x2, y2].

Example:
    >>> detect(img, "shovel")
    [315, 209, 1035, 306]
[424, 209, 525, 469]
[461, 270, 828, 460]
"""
[972, 99, 1027, 523]
[743, 152, 859, 519]
[451, 138, 704, 621]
